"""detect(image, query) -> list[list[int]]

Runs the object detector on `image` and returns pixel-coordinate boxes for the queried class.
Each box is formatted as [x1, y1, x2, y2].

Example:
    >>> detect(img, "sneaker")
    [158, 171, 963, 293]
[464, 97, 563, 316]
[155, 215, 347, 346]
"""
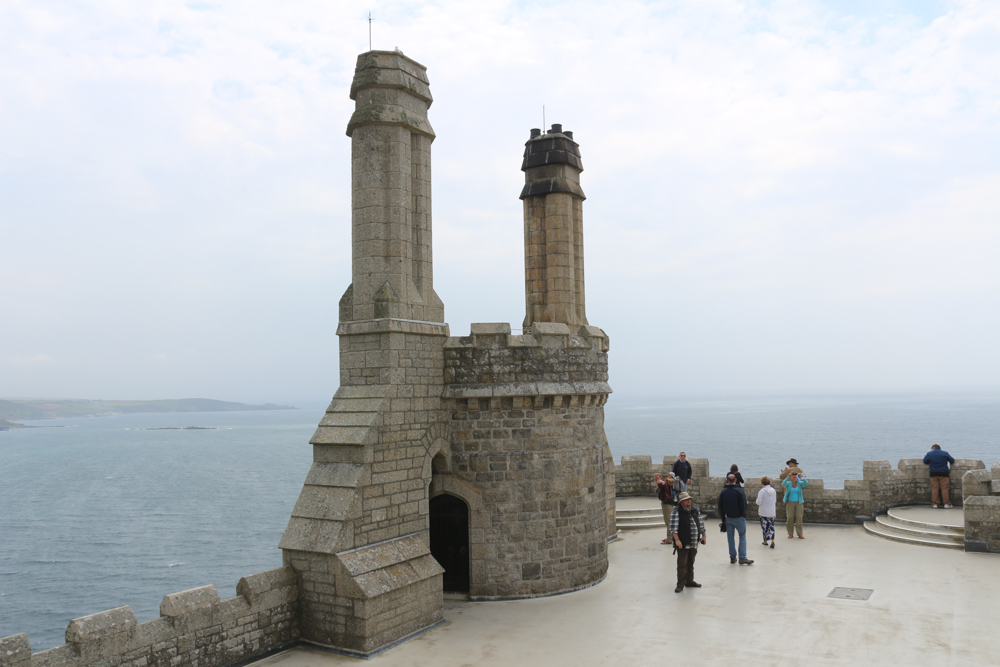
[739, 558, 754, 565]
[931, 504, 939, 509]
[944, 504, 953, 509]
[686, 582, 702, 588]
[674, 584, 684, 593]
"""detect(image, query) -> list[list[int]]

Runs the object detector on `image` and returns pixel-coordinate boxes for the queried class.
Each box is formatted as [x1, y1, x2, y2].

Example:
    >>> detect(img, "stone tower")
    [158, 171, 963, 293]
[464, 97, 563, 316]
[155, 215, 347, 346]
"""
[279, 51, 449, 657]
[279, 53, 614, 657]
[438, 124, 613, 599]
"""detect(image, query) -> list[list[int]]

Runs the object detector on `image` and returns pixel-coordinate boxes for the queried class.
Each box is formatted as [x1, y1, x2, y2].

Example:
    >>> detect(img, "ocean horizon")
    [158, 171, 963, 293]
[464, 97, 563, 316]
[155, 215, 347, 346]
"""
[2, 389, 998, 650]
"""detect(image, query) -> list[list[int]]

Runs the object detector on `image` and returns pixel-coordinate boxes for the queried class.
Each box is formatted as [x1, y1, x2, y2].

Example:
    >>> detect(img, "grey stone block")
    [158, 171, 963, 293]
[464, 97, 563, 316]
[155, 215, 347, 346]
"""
[0, 634, 31, 666]
[65, 605, 137, 644]
[160, 585, 220, 617]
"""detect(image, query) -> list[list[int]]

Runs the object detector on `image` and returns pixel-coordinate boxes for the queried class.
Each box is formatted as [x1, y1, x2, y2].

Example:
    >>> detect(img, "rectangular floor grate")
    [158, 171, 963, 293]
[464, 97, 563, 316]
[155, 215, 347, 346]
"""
[828, 587, 874, 601]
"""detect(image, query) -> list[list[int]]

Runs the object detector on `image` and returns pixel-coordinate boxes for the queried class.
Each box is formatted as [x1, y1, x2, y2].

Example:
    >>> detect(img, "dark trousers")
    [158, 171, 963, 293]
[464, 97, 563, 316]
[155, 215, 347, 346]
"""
[676, 547, 698, 586]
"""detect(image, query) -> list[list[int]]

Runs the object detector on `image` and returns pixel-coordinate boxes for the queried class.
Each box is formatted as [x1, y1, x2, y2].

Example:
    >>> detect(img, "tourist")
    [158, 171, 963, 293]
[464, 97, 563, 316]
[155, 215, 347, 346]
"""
[718, 473, 754, 565]
[730, 463, 745, 487]
[923, 444, 956, 509]
[672, 452, 693, 491]
[755, 477, 777, 548]
[779, 458, 803, 481]
[669, 491, 706, 593]
[654, 473, 680, 544]
[782, 470, 809, 538]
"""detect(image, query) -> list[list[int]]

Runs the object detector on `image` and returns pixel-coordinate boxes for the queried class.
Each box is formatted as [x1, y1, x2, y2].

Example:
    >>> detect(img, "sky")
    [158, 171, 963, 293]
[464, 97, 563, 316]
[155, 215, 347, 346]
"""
[1, 0, 998, 404]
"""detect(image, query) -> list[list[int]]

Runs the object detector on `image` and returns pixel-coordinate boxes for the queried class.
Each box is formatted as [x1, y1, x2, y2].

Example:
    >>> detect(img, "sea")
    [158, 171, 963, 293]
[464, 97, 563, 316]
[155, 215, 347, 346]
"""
[1, 391, 998, 650]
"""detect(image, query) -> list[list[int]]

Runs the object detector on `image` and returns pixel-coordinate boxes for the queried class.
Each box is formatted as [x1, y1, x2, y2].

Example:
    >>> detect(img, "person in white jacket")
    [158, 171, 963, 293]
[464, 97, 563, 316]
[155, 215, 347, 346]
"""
[755, 477, 777, 548]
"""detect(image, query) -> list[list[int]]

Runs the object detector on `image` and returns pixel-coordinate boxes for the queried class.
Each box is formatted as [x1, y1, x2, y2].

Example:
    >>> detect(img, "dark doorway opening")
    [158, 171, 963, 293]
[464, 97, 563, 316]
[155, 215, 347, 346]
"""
[429, 493, 470, 592]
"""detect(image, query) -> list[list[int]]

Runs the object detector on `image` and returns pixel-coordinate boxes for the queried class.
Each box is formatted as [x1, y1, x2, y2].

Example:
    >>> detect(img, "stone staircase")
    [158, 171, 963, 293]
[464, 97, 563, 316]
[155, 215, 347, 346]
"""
[614, 500, 710, 533]
[616, 505, 667, 532]
[863, 505, 964, 549]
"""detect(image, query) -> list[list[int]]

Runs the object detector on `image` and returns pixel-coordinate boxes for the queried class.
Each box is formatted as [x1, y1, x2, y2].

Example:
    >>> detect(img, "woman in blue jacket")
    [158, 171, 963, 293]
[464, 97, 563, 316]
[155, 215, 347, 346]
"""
[782, 471, 809, 539]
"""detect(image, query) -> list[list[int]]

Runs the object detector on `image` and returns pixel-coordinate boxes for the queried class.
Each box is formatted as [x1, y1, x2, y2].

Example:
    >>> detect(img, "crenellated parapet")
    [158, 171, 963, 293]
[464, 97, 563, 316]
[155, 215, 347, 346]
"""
[0, 567, 297, 667]
[444, 322, 609, 401]
[614, 456, 996, 532]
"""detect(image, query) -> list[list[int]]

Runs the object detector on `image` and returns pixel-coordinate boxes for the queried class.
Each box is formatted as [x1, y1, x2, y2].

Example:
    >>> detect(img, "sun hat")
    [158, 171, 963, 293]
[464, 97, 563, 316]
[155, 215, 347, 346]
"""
[677, 491, 693, 503]
[787, 458, 799, 465]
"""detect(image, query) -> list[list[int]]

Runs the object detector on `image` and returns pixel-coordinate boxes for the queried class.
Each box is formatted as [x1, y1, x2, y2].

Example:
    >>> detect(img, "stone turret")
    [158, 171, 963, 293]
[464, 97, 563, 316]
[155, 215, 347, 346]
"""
[521, 124, 588, 329]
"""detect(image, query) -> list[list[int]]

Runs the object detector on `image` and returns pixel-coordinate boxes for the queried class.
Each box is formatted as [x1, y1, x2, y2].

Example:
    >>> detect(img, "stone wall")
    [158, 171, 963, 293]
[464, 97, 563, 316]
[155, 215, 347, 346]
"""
[964, 496, 1000, 553]
[614, 456, 989, 522]
[1, 567, 296, 667]
[962, 463, 1000, 553]
[441, 322, 612, 598]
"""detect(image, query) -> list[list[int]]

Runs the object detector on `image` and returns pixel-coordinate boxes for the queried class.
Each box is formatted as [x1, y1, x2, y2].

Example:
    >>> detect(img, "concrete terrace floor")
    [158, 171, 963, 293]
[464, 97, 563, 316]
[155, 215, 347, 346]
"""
[253, 504, 999, 667]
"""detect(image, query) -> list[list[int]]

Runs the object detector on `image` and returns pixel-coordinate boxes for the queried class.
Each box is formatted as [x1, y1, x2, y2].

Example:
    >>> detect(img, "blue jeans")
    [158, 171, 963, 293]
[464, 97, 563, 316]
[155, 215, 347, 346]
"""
[725, 517, 747, 560]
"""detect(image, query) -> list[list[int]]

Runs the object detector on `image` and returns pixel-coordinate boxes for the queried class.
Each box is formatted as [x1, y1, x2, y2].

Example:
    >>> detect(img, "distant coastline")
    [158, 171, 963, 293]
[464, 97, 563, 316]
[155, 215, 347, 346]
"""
[0, 398, 296, 429]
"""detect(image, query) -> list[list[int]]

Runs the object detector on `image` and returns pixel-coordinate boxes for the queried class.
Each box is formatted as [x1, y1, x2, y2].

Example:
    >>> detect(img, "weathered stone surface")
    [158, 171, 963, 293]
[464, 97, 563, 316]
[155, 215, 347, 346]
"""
[0, 634, 31, 667]
[159, 585, 220, 617]
[65, 606, 137, 644]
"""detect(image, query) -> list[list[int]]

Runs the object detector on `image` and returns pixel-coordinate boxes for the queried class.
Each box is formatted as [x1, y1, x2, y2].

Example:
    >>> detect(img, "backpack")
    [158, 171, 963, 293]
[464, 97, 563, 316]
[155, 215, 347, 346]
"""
[656, 481, 675, 504]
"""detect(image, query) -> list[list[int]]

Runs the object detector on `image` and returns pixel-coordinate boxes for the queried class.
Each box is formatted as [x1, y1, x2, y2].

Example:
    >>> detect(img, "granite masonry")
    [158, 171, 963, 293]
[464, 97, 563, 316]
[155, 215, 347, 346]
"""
[4, 49, 1000, 667]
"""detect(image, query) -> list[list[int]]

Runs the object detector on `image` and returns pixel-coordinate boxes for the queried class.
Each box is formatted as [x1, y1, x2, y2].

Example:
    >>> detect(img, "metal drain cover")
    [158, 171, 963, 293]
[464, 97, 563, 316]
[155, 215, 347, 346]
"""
[828, 587, 873, 601]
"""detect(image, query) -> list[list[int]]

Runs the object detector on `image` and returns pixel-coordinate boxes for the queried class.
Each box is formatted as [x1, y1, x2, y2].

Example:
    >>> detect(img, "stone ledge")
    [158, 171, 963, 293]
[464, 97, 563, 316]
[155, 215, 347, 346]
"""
[337, 319, 449, 337]
[445, 381, 611, 399]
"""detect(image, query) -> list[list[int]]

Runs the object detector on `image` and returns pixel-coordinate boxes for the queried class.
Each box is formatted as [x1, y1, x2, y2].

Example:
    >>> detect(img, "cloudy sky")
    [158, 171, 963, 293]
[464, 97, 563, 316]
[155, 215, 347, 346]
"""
[2, 0, 998, 403]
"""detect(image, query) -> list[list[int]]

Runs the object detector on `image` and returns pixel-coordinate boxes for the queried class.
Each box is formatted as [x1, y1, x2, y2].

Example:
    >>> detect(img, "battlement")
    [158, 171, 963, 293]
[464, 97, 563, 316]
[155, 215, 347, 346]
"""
[444, 323, 609, 399]
[1, 567, 297, 667]
[614, 455, 998, 528]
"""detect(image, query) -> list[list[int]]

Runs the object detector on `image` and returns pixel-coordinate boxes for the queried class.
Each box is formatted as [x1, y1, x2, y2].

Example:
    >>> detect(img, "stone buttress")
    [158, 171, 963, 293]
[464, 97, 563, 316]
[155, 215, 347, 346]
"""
[279, 51, 447, 657]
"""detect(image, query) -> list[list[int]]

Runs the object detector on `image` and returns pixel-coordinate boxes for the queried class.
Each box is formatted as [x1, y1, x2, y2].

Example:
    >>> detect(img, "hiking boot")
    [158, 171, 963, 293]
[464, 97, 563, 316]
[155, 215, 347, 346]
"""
[944, 504, 953, 509]
[686, 582, 702, 588]
[674, 584, 684, 593]
[739, 558, 754, 565]
[730, 556, 737, 564]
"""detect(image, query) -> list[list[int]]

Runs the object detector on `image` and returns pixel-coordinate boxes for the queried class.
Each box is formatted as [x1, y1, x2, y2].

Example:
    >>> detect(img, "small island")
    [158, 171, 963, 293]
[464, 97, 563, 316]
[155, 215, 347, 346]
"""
[0, 398, 296, 428]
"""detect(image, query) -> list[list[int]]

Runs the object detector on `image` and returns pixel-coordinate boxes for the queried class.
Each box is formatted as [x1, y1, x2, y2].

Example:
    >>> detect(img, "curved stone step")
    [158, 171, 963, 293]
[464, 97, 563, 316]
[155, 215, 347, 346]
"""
[863, 520, 963, 549]
[887, 506, 964, 530]
[618, 521, 669, 531]
[874, 514, 963, 542]
[616, 507, 663, 515]
[614, 512, 707, 532]
[616, 514, 663, 523]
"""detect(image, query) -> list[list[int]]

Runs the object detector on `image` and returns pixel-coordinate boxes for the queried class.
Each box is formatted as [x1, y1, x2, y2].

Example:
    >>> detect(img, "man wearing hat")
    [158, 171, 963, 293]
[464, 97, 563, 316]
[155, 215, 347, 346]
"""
[669, 491, 707, 593]
[780, 458, 803, 481]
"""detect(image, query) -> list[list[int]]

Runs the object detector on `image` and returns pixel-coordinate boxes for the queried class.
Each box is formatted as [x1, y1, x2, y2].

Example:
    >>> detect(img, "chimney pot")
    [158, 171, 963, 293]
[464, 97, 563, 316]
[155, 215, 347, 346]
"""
[530, 128, 541, 138]
[564, 130, 573, 140]
[550, 123, 562, 134]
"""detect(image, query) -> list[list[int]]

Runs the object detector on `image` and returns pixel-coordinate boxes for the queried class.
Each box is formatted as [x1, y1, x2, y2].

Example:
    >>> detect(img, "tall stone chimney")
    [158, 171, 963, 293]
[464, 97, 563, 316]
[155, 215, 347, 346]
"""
[520, 124, 588, 330]
[341, 50, 444, 324]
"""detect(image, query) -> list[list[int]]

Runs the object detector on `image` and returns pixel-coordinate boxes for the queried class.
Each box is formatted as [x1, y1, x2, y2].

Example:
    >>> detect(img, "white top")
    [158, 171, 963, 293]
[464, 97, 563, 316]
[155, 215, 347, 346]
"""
[756, 486, 777, 517]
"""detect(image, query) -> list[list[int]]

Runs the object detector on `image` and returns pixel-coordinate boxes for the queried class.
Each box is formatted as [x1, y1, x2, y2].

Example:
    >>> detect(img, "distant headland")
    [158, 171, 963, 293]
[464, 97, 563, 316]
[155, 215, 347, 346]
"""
[0, 398, 296, 429]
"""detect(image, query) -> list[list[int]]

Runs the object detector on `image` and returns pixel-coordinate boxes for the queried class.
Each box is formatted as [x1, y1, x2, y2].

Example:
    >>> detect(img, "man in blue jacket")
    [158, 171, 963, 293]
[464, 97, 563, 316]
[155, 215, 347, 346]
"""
[923, 444, 956, 509]
[718, 473, 753, 565]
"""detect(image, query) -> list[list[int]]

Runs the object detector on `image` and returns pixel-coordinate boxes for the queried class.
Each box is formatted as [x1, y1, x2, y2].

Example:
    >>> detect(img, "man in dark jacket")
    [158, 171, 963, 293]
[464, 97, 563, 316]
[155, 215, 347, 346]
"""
[718, 473, 754, 565]
[672, 452, 693, 491]
[923, 444, 956, 509]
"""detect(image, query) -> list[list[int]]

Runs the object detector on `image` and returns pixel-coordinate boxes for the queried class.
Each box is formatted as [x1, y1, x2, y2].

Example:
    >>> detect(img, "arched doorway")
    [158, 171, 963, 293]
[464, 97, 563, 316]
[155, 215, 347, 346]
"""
[429, 493, 470, 592]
